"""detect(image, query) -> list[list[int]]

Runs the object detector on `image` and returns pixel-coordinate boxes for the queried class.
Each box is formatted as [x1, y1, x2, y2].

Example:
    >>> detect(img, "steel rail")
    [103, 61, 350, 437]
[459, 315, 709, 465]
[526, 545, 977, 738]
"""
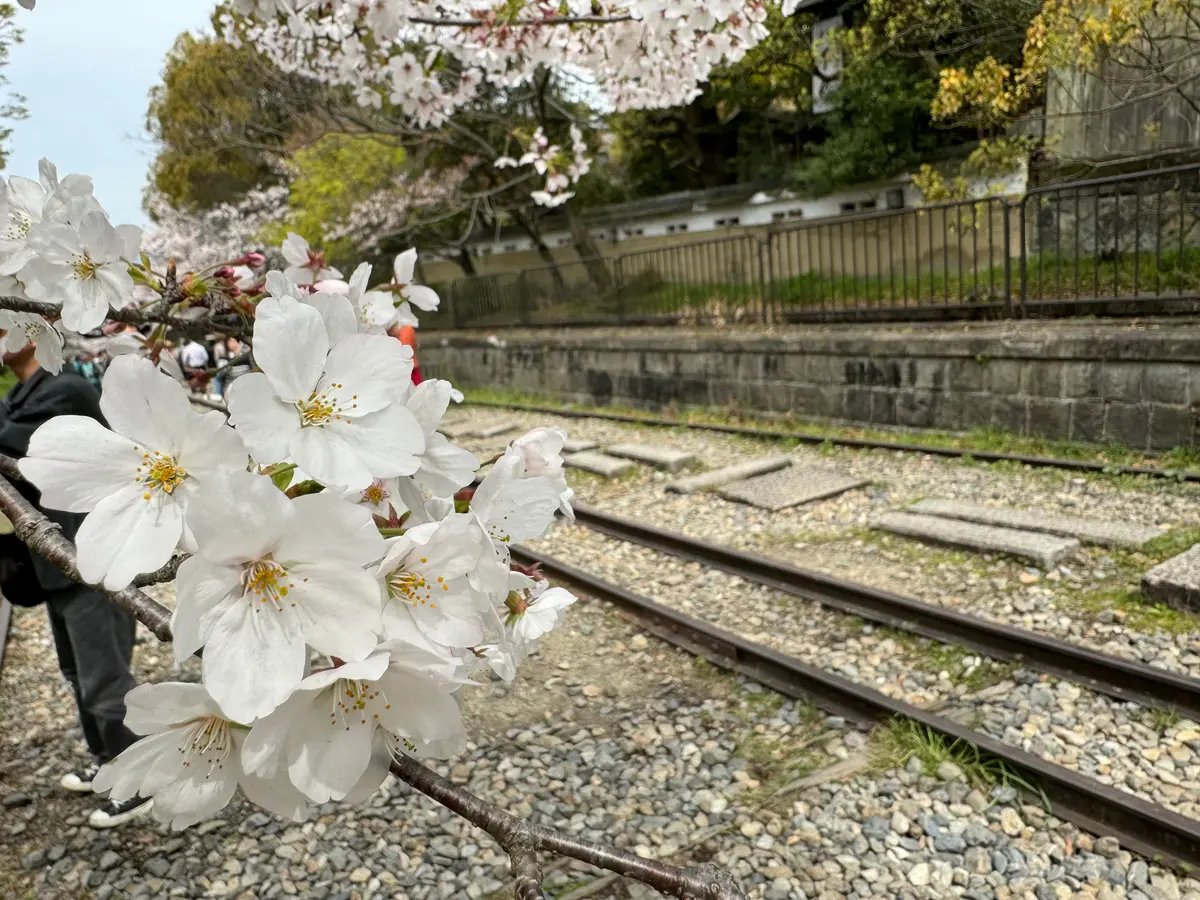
[464, 399, 1200, 482]
[511, 543, 1200, 870]
[568, 501, 1200, 722]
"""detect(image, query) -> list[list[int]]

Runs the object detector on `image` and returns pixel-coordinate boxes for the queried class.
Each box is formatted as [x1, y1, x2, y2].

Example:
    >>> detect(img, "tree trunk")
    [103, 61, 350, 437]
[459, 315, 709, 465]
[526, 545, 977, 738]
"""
[455, 246, 477, 277]
[565, 203, 612, 294]
[512, 211, 566, 293]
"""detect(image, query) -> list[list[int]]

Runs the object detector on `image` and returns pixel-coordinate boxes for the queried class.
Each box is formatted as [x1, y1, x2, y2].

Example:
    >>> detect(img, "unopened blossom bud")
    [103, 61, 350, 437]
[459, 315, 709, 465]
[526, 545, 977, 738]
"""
[232, 252, 266, 267]
[213, 266, 236, 280]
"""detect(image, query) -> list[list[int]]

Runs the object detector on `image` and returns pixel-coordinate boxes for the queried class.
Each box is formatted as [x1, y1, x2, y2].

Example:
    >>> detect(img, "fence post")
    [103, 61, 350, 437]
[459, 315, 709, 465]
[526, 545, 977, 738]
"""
[756, 238, 770, 325]
[1002, 202, 1014, 318]
[516, 271, 531, 325]
[613, 255, 626, 325]
[1016, 198, 1027, 318]
[449, 283, 462, 329]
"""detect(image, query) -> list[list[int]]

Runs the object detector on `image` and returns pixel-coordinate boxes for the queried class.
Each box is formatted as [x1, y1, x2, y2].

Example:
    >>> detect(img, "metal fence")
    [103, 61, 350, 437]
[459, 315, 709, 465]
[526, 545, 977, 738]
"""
[420, 164, 1200, 329]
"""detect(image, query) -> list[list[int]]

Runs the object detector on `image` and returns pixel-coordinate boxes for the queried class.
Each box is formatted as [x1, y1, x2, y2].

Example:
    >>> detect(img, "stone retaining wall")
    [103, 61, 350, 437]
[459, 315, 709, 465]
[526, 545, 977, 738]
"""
[420, 321, 1200, 450]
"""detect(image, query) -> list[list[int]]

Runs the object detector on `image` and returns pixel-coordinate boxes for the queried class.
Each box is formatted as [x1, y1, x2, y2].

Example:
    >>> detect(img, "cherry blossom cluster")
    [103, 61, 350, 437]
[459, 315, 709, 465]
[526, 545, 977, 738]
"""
[222, 1, 771, 206]
[142, 185, 291, 274]
[0, 159, 578, 830]
[496, 125, 592, 208]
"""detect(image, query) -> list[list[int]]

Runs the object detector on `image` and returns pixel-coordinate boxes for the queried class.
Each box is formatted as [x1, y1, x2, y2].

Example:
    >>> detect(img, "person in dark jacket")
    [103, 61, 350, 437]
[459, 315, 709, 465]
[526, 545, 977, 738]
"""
[0, 335, 151, 828]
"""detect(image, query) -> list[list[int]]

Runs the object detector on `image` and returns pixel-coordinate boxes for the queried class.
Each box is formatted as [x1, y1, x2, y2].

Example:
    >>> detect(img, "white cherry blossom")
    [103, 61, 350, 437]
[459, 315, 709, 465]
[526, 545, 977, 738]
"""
[241, 640, 468, 804]
[18, 356, 246, 589]
[173, 470, 386, 722]
[0, 307, 64, 374]
[390, 248, 440, 326]
[22, 211, 142, 333]
[377, 513, 494, 648]
[281, 232, 342, 285]
[406, 379, 479, 497]
[225, 295, 425, 491]
[92, 682, 309, 830]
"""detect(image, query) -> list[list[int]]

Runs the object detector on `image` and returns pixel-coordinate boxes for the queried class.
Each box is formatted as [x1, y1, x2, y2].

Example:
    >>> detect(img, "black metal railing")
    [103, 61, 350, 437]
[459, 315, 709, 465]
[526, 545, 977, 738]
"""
[420, 164, 1200, 329]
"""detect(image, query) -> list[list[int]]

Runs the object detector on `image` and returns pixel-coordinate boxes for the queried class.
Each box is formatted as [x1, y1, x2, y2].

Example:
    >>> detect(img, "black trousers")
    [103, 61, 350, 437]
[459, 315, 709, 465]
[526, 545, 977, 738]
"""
[44, 584, 139, 763]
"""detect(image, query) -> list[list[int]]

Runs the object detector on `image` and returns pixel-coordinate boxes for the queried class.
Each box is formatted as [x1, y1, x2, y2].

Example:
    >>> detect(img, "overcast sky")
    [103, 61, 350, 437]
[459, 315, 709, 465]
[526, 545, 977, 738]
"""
[2, 0, 216, 227]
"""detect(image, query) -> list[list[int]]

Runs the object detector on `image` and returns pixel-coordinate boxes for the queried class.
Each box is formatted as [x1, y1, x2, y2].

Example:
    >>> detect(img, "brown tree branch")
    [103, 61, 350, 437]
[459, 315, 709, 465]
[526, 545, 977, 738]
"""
[0, 296, 251, 339]
[0, 472, 174, 640]
[0, 461, 747, 899]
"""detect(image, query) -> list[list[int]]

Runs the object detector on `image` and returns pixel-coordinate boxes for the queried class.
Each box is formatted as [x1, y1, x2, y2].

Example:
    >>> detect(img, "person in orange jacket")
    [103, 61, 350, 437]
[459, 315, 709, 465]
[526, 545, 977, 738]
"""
[389, 323, 423, 385]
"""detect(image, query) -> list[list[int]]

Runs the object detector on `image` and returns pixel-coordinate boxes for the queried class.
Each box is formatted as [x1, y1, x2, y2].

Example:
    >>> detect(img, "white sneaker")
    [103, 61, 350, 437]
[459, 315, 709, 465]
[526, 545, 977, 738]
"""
[60, 762, 101, 793]
[88, 795, 153, 829]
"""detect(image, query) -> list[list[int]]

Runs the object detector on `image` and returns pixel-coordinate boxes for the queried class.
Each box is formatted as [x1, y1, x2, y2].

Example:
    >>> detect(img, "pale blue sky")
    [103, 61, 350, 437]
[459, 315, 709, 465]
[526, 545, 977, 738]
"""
[2, 0, 217, 227]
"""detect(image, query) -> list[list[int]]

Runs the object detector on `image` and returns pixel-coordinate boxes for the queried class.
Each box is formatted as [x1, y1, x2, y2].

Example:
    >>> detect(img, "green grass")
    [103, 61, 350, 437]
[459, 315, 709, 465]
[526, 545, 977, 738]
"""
[1142, 526, 1200, 563]
[463, 386, 1197, 477]
[1074, 586, 1198, 636]
[1144, 706, 1183, 733]
[606, 246, 1200, 315]
[869, 718, 1048, 805]
[0, 367, 16, 397]
[878, 627, 1019, 692]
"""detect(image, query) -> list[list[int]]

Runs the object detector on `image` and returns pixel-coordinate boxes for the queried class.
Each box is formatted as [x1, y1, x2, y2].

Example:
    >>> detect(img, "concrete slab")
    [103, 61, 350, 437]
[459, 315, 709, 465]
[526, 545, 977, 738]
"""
[718, 466, 868, 511]
[1142, 544, 1200, 612]
[562, 438, 599, 454]
[471, 421, 519, 438]
[438, 421, 474, 438]
[667, 455, 793, 495]
[909, 498, 1164, 549]
[874, 512, 1080, 569]
[564, 451, 635, 478]
[606, 443, 697, 473]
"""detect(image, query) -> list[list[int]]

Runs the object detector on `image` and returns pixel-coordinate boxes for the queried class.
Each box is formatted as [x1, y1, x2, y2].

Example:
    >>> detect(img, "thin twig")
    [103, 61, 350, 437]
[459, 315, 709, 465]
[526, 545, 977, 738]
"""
[389, 754, 746, 900]
[133, 554, 190, 588]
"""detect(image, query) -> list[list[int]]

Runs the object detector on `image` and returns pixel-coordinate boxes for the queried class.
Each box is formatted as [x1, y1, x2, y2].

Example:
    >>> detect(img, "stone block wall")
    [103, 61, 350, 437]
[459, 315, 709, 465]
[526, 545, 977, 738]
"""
[420, 321, 1200, 450]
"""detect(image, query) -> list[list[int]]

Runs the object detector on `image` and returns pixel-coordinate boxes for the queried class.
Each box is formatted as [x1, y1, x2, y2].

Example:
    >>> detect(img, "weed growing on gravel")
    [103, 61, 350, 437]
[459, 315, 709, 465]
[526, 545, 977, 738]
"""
[1142, 526, 1200, 562]
[869, 719, 1048, 805]
[878, 629, 1018, 692]
[1074, 587, 1198, 637]
[1144, 706, 1183, 733]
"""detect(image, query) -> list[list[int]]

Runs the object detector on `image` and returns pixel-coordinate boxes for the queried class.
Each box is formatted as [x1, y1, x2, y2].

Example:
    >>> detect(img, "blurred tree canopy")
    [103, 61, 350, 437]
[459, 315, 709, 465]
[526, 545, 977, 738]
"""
[0, 3, 27, 171]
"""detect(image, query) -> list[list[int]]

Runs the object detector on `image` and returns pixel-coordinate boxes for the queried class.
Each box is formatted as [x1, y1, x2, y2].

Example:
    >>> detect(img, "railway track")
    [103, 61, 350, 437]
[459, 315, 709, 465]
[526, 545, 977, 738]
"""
[568, 502, 1200, 721]
[466, 398, 1200, 482]
[510, 542, 1200, 871]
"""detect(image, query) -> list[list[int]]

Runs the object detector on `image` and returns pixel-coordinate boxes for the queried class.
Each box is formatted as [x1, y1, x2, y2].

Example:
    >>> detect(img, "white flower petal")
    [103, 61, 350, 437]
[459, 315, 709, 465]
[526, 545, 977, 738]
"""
[402, 283, 439, 312]
[393, 248, 416, 284]
[176, 411, 245, 480]
[253, 296, 328, 402]
[19, 416, 139, 512]
[302, 290, 358, 346]
[204, 596, 307, 723]
[328, 404, 425, 481]
[122, 682, 220, 735]
[92, 730, 185, 802]
[289, 425, 372, 491]
[289, 563, 382, 662]
[99, 355, 191, 451]
[281, 232, 310, 267]
[280, 492, 384, 567]
[289, 710, 376, 803]
[226, 373, 301, 465]
[74, 485, 184, 590]
[172, 558, 241, 664]
[186, 470, 291, 564]
[321, 333, 412, 414]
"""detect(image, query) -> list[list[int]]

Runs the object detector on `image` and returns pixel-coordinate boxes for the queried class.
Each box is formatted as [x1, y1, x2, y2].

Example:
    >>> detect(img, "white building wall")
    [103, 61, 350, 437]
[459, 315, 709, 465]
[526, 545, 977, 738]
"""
[462, 165, 1027, 259]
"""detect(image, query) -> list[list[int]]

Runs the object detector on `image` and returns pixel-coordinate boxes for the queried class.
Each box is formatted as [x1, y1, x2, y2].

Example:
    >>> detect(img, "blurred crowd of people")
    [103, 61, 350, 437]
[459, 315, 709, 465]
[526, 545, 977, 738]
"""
[178, 335, 251, 400]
